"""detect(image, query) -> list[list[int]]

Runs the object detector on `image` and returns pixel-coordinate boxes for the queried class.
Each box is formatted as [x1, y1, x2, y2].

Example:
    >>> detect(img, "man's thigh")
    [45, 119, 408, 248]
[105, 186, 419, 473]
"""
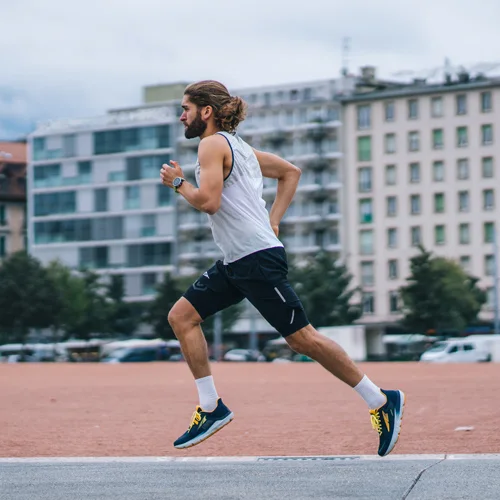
[183, 260, 245, 320]
[227, 247, 310, 337]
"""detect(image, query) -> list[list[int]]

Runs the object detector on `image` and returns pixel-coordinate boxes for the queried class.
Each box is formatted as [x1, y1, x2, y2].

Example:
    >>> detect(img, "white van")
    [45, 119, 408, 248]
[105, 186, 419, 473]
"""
[420, 338, 490, 363]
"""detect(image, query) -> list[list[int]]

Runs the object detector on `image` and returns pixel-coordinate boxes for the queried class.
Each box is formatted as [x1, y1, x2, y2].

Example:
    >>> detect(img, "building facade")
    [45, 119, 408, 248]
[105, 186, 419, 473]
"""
[343, 73, 500, 325]
[0, 141, 27, 260]
[28, 106, 179, 301]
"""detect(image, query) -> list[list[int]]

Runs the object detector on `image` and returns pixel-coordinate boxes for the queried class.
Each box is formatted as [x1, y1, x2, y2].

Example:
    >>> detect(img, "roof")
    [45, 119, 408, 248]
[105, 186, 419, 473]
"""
[341, 77, 500, 103]
[0, 141, 27, 164]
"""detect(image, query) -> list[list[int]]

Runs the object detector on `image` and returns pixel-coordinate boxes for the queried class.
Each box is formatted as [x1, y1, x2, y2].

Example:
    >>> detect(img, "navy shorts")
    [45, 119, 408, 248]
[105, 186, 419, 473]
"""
[183, 246, 310, 337]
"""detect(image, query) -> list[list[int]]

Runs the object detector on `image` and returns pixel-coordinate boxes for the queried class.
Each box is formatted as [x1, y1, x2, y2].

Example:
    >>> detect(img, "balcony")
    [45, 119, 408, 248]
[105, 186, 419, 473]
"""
[178, 212, 210, 232]
[178, 241, 221, 260]
[264, 130, 289, 150]
[307, 157, 330, 171]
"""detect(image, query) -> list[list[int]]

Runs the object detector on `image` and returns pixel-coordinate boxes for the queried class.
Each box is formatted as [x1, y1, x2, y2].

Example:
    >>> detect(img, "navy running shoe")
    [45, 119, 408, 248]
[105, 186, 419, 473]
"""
[174, 398, 234, 449]
[369, 389, 405, 457]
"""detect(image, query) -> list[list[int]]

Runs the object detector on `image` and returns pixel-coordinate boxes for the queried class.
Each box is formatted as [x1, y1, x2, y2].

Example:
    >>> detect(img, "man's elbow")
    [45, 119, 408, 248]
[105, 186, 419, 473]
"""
[201, 200, 220, 215]
[285, 165, 301, 180]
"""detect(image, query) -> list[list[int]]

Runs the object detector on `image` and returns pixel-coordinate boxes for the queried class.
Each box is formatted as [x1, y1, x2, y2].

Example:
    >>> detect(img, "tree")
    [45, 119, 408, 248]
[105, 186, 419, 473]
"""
[287, 251, 361, 327]
[71, 269, 111, 340]
[399, 246, 487, 333]
[46, 260, 88, 340]
[106, 274, 140, 337]
[0, 251, 61, 344]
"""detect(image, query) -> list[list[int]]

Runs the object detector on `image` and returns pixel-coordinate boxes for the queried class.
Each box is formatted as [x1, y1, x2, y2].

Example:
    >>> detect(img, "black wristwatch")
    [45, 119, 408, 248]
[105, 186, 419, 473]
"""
[172, 177, 185, 193]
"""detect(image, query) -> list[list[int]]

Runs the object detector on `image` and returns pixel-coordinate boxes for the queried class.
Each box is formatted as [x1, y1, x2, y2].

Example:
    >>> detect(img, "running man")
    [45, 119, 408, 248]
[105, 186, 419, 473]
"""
[160, 80, 405, 456]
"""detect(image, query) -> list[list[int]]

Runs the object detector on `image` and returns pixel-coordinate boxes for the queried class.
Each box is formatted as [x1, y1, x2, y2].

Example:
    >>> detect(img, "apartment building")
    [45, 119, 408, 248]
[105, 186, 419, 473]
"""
[0, 141, 27, 260]
[28, 105, 178, 300]
[343, 71, 500, 325]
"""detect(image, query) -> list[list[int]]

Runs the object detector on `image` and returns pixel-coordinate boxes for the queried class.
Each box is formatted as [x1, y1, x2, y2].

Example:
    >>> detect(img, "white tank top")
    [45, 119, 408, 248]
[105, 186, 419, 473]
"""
[194, 131, 283, 264]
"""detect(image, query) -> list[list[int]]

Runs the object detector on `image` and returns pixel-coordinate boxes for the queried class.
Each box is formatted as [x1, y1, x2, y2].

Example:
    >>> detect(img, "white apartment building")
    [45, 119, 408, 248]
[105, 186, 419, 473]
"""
[28, 106, 179, 301]
[343, 72, 500, 326]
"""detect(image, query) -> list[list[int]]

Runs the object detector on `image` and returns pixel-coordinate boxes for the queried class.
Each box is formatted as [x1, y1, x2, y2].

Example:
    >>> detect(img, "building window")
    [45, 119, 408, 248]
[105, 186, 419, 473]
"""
[435, 225, 445, 245]
[62, 134, 76, 158]
[385, 165, 396, 185]
[385, 101, 395, 122]
[432, 129, 444, 149]
[359, 199, 373, 224]
[485, 255, 495, 276]
[410, 195, 421, 215]
[0, 236, 5, 257]
[127, 242, 171, 267]
[357, 136, 372, 162]
[458, 191, 470, 212]
[456, 126, 468, 147]
[389, 291, 400, 313]
[388, 259, 398, 280]
[94, 188, 108, 212]
[484, 222, 494, 243]
[431, 96, 443, 117]
[459, 256, 471, 272]
[482, 157, 494, 178]
[409, 163, 420, 183]
[483, 189, 495, 210]
[358, 167, 372, 192]
[141, 214, 156, 237]
[360, 261, 374, 286]
[359, 230, 374, 255]
[456, 94, 467, 115]
[408, 131, 420, 152]
[457, 159, 469, 180]
[125, 185, 141, 210]
[386, 196, 397, 217]
[142, 273, 157, 295]
[79, 246, 109, 269]
[486, 288, 495, 310]
[357, 105, 371, 129]
[33, 163, 62, 188]
[0, 205, 5, 225]
[481, 92, 492, 113]
[411, 226, 422, 246]
[459, 223, 470, 244]
[34, 191, 76, 216]
[482, 125, 493, 145]
[434, 193, 445, 213]
[387, 228, 397, 248]
[157, 184, 171, 206]
[408, 99, 418, 119]
[433, 161, 444, 181]
[362, 293, 375, 314]
[385, 133, 396, 154]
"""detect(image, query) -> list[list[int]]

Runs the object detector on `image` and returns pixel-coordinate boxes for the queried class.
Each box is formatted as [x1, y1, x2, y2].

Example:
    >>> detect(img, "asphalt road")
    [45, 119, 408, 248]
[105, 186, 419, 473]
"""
[1, 455, 499, 500]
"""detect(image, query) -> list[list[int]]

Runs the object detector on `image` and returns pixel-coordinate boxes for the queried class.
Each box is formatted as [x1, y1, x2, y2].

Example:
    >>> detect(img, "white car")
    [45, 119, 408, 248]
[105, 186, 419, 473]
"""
[420, 339, 490, 363]
[223, 349, 266, 362]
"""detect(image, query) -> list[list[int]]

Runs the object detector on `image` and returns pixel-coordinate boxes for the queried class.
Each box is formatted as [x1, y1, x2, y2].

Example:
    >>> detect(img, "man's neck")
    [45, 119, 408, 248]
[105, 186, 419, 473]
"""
[200, 125, 222, 140]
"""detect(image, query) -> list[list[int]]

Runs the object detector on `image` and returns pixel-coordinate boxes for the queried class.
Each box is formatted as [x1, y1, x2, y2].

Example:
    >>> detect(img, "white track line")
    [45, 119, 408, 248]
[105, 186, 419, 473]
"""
[2, 454, 500, 464]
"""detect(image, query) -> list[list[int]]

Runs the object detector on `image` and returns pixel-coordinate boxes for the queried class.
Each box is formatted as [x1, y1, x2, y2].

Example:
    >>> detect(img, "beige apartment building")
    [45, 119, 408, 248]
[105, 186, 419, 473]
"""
[343, 72, 500, 325]
[0, 141, 27, 260]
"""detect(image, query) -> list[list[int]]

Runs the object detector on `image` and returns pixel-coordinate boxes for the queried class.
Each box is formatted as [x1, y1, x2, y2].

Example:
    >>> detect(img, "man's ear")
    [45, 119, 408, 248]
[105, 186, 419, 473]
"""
[202, 105, 213, 120]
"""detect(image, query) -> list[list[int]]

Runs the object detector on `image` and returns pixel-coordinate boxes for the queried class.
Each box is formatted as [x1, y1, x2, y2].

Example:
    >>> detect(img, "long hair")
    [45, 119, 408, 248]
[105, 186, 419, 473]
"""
[184, 80, 247, 134]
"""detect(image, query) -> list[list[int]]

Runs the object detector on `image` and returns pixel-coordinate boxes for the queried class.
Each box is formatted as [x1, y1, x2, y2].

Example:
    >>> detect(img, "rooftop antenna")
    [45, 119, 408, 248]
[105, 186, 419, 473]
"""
[341, 36, 350, 77]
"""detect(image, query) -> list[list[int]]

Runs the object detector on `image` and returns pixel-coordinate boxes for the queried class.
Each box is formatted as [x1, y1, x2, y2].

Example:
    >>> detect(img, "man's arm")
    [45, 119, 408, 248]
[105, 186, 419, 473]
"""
[253, 149, 301, 234]
[161, 135, 227, 215]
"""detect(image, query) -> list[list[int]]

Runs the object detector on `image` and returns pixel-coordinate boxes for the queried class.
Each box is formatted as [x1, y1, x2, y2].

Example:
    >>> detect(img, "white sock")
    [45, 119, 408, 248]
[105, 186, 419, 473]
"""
[354, 375, 387, 410]
[195, 376, 219, 412]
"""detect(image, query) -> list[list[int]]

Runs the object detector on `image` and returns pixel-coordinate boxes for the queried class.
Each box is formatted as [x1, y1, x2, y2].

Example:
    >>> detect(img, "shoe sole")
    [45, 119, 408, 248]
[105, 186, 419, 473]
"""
[174, 412, 234, 450]
[381, 390, 405, 457]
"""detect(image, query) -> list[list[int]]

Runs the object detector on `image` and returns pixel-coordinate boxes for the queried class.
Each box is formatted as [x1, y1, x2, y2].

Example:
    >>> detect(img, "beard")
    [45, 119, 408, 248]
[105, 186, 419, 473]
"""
[184, 111, 207, 139]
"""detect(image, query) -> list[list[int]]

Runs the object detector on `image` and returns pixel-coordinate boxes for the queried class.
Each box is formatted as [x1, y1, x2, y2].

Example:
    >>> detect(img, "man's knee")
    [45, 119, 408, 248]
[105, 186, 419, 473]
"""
[168, 297, 202, 332]
[285, 325, 321, 356]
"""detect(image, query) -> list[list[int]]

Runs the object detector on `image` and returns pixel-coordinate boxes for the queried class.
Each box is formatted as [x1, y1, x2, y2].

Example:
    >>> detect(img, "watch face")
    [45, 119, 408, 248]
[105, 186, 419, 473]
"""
[173, 177, 182, 187]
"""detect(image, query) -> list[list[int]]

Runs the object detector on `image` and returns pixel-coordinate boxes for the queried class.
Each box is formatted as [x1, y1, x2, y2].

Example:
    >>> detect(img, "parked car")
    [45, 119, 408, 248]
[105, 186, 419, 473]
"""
[420, 338, 490, 363]
[101, 345, 168, 363]
[223, 349, 266, 362]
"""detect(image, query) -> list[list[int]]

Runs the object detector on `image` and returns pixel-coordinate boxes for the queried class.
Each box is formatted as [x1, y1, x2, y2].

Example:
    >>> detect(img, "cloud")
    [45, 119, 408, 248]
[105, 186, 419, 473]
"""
[1, 0, 500, 138]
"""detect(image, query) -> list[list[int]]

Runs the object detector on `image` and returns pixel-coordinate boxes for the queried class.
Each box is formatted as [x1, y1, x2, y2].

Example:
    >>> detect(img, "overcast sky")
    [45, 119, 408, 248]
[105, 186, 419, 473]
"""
[1, 0, 500, 139]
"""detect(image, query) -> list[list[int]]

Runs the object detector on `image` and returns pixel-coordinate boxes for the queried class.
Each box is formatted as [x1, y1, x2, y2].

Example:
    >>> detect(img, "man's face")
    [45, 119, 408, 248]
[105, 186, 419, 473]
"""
[180, 96, 207, 139]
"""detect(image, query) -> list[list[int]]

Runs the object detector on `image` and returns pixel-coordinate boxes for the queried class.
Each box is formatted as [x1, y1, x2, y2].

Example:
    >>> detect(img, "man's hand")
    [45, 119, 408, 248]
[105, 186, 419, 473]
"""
[271, 224, 279, 237]
[160, 161, 184, 188]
